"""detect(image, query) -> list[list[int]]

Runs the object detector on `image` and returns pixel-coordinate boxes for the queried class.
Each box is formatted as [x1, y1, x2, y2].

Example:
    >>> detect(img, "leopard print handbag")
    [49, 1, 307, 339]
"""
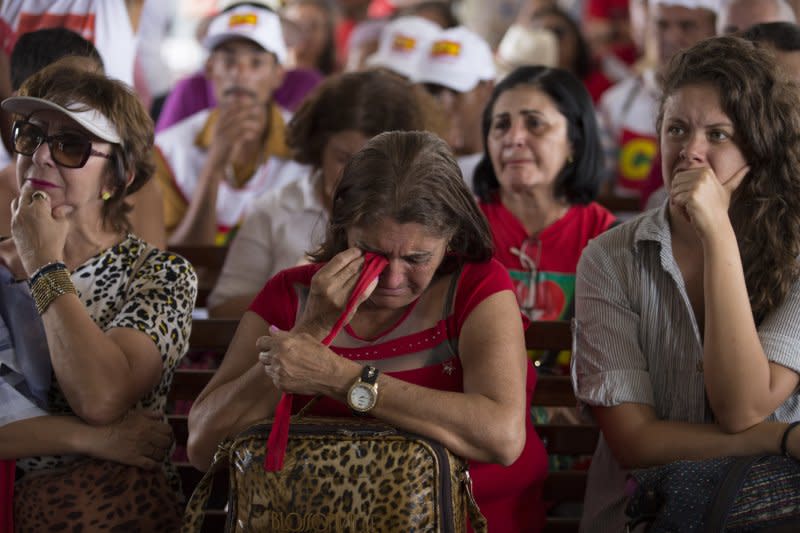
[183, 416, 488, 533]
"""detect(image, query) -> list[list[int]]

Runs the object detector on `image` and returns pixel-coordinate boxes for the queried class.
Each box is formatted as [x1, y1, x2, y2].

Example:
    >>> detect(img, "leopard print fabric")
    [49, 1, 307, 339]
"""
[185, 418, 481, 532]
[14, 457, 182, 532]
[16, 235, 197, 495]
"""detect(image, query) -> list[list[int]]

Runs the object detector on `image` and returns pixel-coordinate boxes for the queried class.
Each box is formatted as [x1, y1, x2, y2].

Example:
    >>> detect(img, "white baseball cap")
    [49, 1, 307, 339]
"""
[414, 26, 496, 93]
[2, 96, 122, 143]
[203, 4, 288, 64]
[653, 0, 720, 13]
[365, 16, 441, 80]
[495, 25, 558, 81]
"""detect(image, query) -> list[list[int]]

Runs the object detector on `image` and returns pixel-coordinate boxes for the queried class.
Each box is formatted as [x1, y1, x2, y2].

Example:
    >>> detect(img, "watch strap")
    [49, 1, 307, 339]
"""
[350, 365, 380, 416]
[361, 365, 379, 384]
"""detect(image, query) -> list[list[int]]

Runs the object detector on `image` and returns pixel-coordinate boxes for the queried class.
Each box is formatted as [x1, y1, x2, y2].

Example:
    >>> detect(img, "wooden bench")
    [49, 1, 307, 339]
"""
[170, 319, 237, 532]
[596, 191, 642, 214]
[526, 321, 597, 533]
[168, 246, 229, 309]
[169, 319, 597, 532]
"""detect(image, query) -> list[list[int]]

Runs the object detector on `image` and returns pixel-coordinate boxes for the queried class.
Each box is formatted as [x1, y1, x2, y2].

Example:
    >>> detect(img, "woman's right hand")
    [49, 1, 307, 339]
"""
[83, 411, 173, 470]
[10, 187, 72, 276]
[296, 247, 373, 339]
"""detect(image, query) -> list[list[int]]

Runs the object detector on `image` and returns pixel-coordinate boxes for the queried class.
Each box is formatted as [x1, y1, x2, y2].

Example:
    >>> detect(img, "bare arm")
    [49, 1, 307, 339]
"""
[187, 312, 281, 470]
[671, 166, 800, 432]
[41, 297, 163, 425]
[594, 402, 790, 469]
[702, 222, 798, 431]
[0, 412, 172, 469]
[261, 289, 528, 465]
[349, 290, 527, 464]
[10, 189, 163, 425]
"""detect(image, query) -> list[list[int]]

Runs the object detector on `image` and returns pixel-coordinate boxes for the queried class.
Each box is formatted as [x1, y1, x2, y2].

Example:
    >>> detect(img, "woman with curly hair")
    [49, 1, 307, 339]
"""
[572, 36, 800, 531]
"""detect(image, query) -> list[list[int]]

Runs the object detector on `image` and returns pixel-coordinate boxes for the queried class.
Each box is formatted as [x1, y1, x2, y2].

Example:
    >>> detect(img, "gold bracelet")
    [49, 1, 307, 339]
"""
[29, 265, 77, 314]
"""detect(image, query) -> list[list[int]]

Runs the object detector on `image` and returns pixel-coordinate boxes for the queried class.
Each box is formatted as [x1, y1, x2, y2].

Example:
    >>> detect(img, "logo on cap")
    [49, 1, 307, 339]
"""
[431, 40, 462, 58]
[228, 13, 258, 28]
[392, 34, 417, 52]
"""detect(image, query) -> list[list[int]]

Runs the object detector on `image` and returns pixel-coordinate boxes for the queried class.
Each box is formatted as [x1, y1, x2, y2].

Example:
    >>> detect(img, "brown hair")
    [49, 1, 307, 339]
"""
[284, 0, 336, 74]
[286, 69, 446, 168]
[657, 36, 800, 323]
[17, 60, 155, 234]
[310, 130, 493, 270]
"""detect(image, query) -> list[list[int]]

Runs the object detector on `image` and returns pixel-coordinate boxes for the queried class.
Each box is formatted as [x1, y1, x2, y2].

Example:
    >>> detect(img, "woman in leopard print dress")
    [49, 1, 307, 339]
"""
[0, 61, 196, 527]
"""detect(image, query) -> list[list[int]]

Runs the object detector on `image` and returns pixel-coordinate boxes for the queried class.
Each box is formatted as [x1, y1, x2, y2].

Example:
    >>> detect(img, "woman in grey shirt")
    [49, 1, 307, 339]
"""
[572, 36, 800, 532]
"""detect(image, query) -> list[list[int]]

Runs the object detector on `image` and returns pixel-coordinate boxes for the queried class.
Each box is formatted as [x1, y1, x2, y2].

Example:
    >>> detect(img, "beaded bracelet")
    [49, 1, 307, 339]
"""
[29, 264, 77, 314]
[781, 421, 800, 458]
[30, 261, 69, 287]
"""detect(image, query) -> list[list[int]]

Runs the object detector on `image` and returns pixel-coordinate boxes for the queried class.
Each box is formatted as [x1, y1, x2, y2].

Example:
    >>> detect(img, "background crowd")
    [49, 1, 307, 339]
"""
[3, 0, 800, 532]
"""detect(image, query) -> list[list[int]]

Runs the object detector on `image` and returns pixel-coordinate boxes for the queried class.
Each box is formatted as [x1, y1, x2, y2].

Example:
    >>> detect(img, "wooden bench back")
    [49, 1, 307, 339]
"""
[526, 320, 597, 533]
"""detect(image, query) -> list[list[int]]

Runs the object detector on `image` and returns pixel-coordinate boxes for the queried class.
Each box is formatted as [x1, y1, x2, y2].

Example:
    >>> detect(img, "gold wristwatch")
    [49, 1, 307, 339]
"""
[347, 365, 379, 415]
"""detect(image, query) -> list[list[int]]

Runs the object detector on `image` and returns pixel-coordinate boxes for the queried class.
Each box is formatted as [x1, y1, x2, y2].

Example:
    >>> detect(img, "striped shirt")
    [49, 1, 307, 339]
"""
[571, 204, 800, 532]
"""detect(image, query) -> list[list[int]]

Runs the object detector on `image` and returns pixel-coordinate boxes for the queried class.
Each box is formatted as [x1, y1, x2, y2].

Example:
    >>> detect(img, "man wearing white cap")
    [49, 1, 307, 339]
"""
[414, 26, 495, 189]
[154, 2, 303, 246]
[364, 16, 441, 79]
[596, 0, 718, 197]
[718, 0, 796, 34]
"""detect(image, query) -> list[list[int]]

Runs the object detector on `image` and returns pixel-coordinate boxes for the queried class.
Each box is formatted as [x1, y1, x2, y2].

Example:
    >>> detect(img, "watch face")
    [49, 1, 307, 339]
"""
[349, 383, 376, 411]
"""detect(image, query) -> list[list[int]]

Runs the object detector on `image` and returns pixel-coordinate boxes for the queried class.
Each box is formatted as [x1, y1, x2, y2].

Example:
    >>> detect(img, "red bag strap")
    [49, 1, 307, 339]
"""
[264, 252, 389, 471]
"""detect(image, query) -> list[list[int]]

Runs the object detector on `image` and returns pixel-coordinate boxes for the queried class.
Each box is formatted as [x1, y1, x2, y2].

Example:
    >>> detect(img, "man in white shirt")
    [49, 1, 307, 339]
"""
[414, 26, 495, 191]
[596, 0, 717, 197]
[718, 0, 796, 34]
[153, 3, 302, 246]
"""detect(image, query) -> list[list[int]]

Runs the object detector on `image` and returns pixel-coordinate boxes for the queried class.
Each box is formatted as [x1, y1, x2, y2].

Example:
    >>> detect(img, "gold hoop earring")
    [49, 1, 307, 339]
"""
[101, 191, 111, 201]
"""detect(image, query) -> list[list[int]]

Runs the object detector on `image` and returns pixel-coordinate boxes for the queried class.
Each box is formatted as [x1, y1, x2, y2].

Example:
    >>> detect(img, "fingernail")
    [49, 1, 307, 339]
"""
[270, 325, 281, 333]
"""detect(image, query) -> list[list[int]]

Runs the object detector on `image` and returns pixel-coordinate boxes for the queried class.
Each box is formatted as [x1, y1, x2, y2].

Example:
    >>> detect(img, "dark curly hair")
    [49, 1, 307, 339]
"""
[310, 131, 493, 271]
[286, 69, 445, 168]
[657, 36, 800, 323]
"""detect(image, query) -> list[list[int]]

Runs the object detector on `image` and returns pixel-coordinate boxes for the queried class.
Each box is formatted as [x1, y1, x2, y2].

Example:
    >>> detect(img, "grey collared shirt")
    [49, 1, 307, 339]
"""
[571, 204, 800, 532]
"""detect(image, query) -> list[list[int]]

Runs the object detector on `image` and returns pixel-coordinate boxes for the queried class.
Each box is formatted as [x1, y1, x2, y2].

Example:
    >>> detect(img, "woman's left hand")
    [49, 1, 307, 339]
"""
[669, 165, 749, 239]
[256, 327, 350, 396]
[84, 411, 174, 470]
[10, 188, 72, 276]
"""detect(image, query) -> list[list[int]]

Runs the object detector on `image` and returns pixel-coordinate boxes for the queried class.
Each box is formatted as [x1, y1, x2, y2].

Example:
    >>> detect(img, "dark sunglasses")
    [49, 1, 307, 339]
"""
[12, 120, 112, 169]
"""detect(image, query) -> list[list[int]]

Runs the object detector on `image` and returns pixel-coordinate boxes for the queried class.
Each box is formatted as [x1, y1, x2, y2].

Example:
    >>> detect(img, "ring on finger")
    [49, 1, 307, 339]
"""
[259, 349, 271, 363]
[31, 190, 48, 202]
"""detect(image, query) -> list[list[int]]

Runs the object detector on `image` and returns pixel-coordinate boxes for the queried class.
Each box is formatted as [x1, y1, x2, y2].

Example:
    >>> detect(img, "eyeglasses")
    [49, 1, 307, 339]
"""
[12, 120, 112, 168]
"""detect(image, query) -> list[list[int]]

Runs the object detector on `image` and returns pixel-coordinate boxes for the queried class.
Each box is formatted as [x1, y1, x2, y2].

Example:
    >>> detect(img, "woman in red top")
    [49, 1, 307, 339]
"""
[475, 66, 616, 327]
[188, 131, 548, 532]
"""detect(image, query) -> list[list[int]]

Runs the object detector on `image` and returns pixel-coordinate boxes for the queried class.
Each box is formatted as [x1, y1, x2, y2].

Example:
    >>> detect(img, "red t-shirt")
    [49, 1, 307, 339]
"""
[585, 0, 629, 20]
[480, 200, 616, 321]
[250, 259, 548, 532]
[584, 68, 613, 104]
